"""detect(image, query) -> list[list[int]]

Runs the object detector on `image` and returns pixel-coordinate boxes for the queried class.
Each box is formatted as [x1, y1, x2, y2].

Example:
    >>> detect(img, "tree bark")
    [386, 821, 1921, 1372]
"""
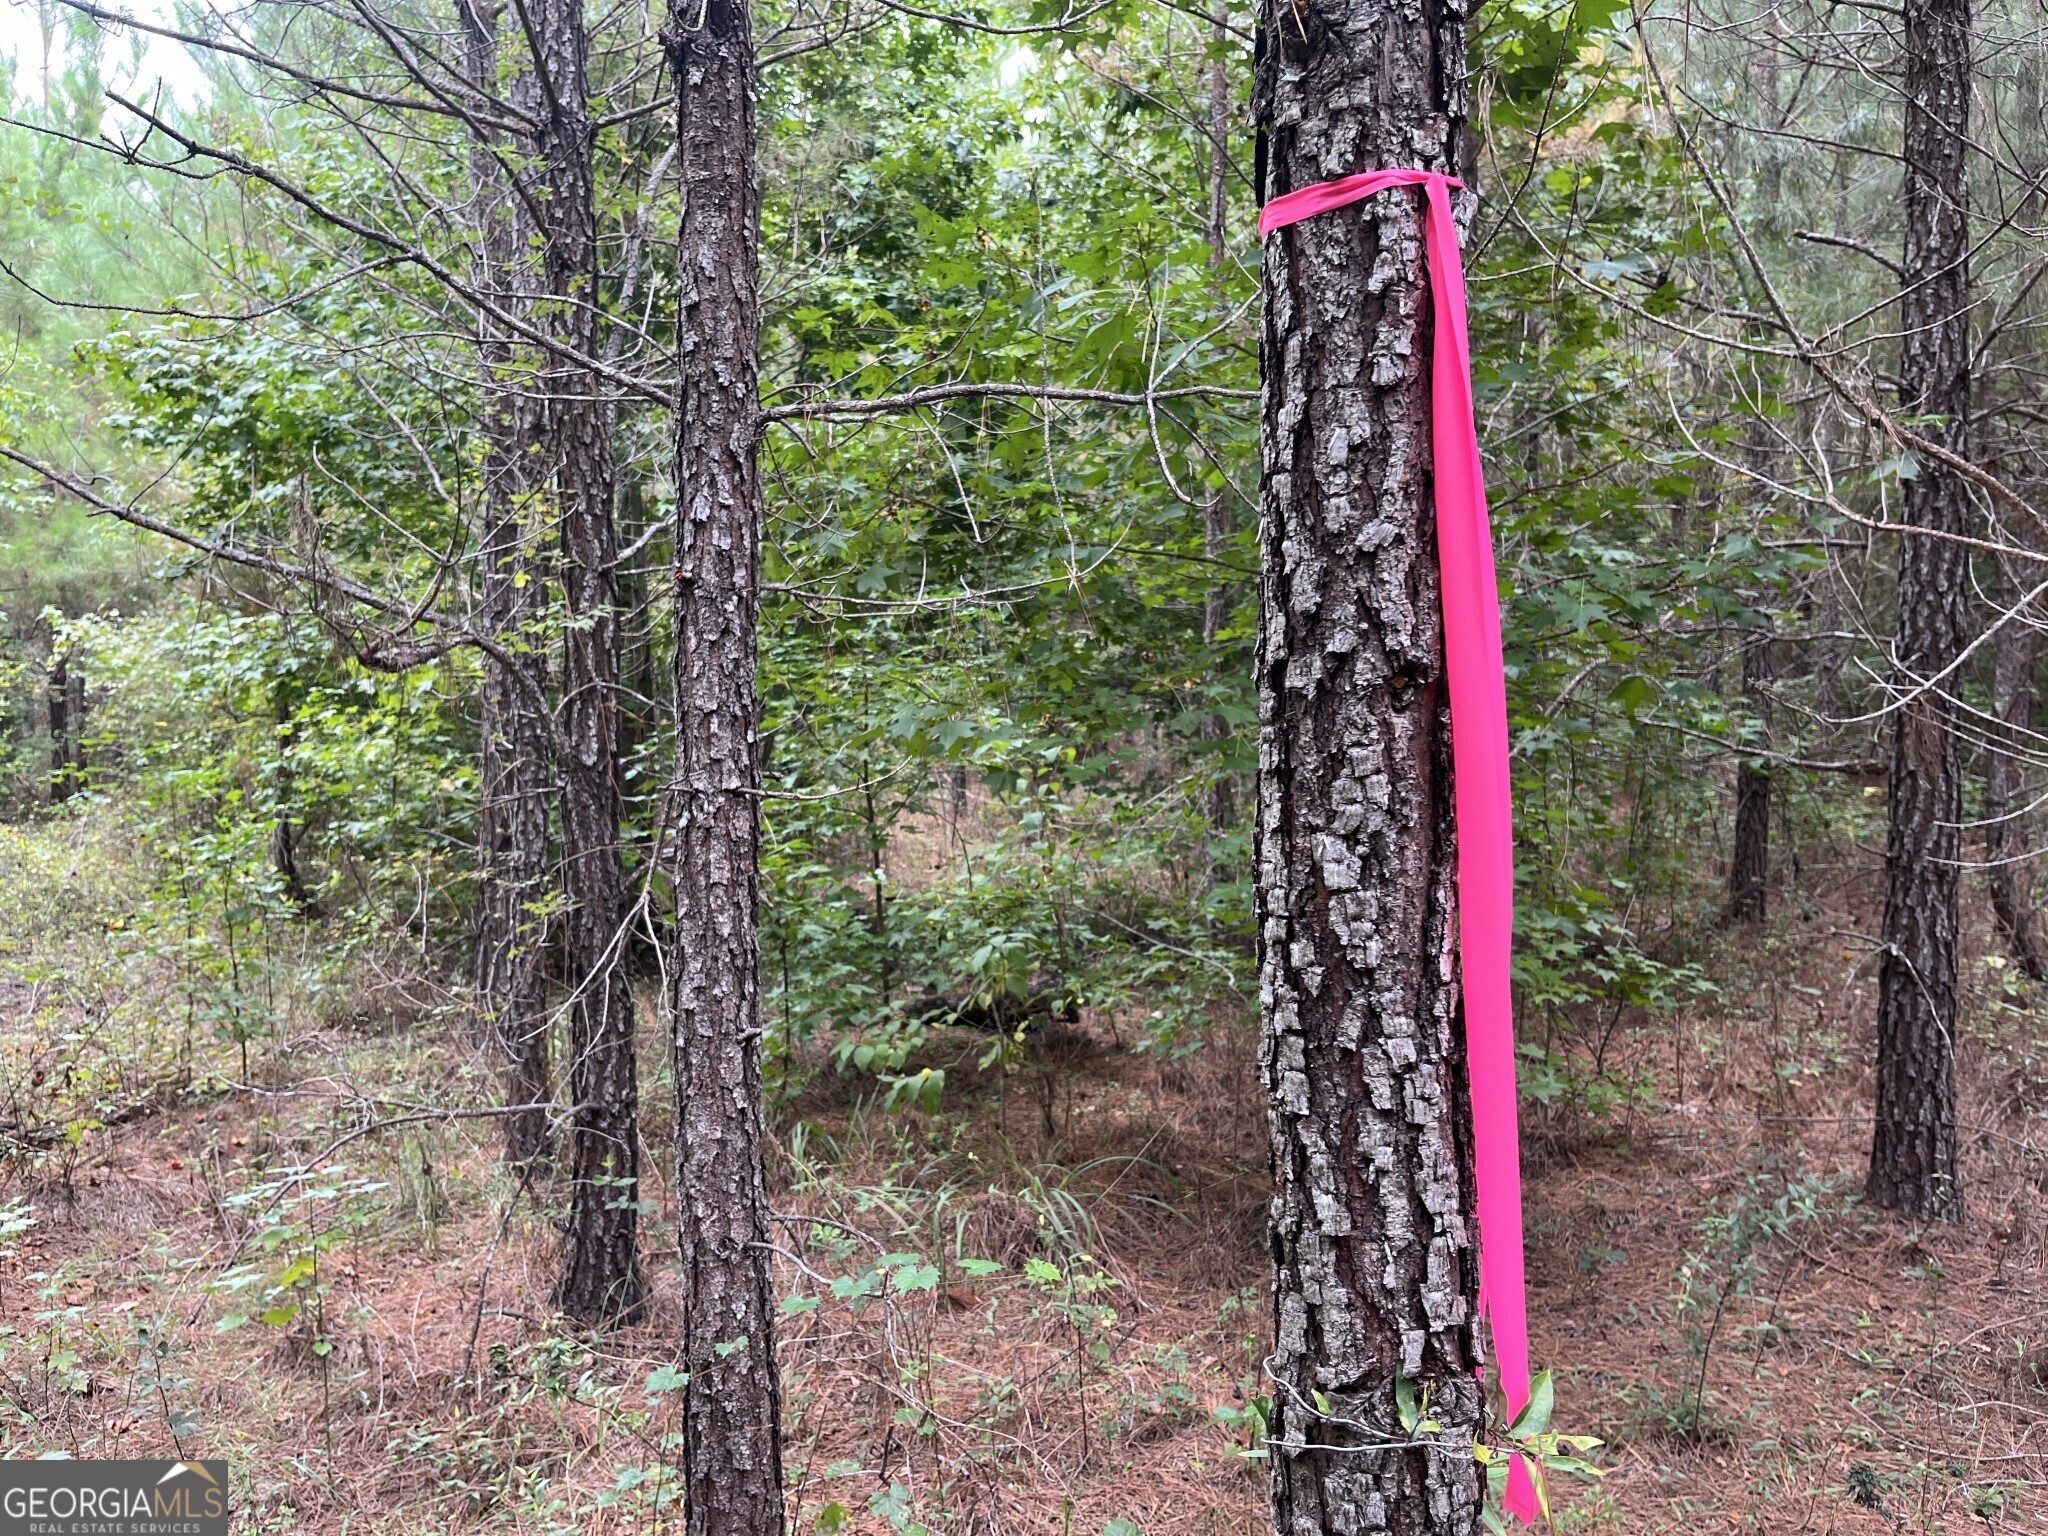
[520, 0, 643, 1319]
[465, 0, 557, 1170]
[666, 0, 786, 1529]
[1253, 0, 1487, 1530]
[1985, 557, 2044, 979]
[1870, 0, 1971, 1222]
[1727, 629, 1772, 923]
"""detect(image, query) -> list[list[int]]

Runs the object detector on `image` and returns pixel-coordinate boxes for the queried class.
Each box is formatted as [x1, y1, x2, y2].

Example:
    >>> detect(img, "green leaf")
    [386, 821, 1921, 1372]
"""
[274, 1255, 317, 1288]
[1607, 674, 1657, 713]
[831, 1271, 880, 1301]
[1510, 1370, 1555, 1439]
[1393, 1371, 1420, 1432]
[888, 1262, 940, 1293]
[644, 1365, 690, 1394]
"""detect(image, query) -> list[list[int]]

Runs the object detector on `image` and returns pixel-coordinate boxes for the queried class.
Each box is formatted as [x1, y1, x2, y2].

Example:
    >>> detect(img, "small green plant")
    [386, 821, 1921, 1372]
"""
[879, 1066, 946, 1114]
[1660, 1165, 1839, 1444]
[211, 1165, 387, 1354]
[1516, 1041, 1659, 1122]
[868, 1483, 932, 1536]
[1108, 1343, 1201, 1440]
[1970, 1482, 2016, 1521]
[1468, 1371, 1608, 1530]
[1616, 1377, 1734, 1445]
[131, 1319, 201, 1448]
[0, 1197, 36, 1311]
[825, 1250, 940, 1313]
[1024, 1253, 1119, 1371]
[1211, 1390, 1272, 1463]
[1844, 1459, 1886, 1510]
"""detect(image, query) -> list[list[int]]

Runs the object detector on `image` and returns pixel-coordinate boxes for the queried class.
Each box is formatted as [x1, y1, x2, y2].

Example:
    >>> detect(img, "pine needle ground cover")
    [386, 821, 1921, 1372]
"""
[0, 809, 2037, 1534]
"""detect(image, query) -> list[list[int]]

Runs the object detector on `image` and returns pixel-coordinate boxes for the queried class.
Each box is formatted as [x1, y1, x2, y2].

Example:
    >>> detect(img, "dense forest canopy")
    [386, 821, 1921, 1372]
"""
[0, 0, 2041, 1528]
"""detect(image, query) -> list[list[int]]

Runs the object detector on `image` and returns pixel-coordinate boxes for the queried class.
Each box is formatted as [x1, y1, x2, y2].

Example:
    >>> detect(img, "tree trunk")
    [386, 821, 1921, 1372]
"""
[1727, 66, 1779, 929]
[1727, 629, 1772, 923]
[47, 652, 72, 803]
[1985, 557, 2044, 978]
[475, 624, 557, 1169]
[465, 0, 556, 1169]
[1201, 1, 1236, 841]
[617, 474, 662, 838]
[667, 0, 786, 1529]
[1870, 0, 1971, 1223]
[1253, 0, 1486, 1530]
[1813, 563, 1842, 727]
[617, 473, 666, 983]
[269, 683, 315, 915]
[1983, 0, 2048, 981]
[68, 660, 83, 785]
[522, 0, 642, 1320]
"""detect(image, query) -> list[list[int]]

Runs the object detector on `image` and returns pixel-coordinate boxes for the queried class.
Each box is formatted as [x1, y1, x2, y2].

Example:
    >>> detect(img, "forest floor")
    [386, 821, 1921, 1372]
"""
[0, 811, 2043, 1533]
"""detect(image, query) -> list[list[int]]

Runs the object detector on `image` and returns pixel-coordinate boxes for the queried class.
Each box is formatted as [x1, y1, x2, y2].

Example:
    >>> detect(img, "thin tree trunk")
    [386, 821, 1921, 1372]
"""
[617, 473, 664, 983]
[47, 652, 71, 803]
[617, 474, 660, 836]
[269, 684, 315, 915]
[1727, 50, 1777, 927]
[67, 662, 83, 786]
[1984, 0, 2048, 981]
[667, 0, 785, 1528]
[1870, 0, 1972, 1222]
[465, 0, 556, 1169]
[1728, 629, 1772, 922]
[1201, 1, 1235, 839]
[476, 628, 556, 1168]
[1814, 562, 1843, 727]
[1253, 0, 1486, 1529]
[521, 0, 642, 1319]
[1985, 557, 2044, 978]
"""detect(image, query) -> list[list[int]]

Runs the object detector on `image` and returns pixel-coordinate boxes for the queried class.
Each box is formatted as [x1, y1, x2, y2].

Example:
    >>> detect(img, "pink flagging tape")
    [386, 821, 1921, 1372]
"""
[1260, 168, 1538, 1524]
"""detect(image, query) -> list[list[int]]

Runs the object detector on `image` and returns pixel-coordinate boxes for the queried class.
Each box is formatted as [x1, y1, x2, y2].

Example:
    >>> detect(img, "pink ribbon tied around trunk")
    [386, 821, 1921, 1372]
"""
[1260, 168, 1537, 1523]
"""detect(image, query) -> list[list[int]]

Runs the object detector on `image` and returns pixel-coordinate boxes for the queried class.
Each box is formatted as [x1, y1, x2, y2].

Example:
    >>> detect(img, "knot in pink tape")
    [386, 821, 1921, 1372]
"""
[1261, 168, 1538, 1525]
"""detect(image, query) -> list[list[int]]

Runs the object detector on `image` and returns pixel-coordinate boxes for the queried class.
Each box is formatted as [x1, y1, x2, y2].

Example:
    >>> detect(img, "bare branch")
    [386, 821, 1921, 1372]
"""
[55, 0, 534, 132]
[1793, 228, 1907, 279]
[99, 92, 676, 409]
[759, 379, 1256, 424]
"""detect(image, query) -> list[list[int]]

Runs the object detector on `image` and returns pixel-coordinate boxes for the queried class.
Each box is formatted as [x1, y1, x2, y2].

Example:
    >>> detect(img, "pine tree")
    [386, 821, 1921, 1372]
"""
[526, 0, 644, 1319]
[463, 0, 556, 1170]
[1870, 0, 1972, 1223]
[1253, 0, 1490, 1529]
[665, 0, 786, 1525]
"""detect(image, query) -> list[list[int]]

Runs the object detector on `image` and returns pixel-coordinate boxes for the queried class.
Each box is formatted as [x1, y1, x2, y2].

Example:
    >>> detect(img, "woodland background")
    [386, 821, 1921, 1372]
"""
[0, 0, 2042, 1528]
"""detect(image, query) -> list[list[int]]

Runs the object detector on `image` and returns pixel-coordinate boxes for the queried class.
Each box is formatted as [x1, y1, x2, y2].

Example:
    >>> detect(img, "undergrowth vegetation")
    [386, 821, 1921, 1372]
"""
[0, 0, 2043, 1528]
[0, 774, 2041, 1532]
